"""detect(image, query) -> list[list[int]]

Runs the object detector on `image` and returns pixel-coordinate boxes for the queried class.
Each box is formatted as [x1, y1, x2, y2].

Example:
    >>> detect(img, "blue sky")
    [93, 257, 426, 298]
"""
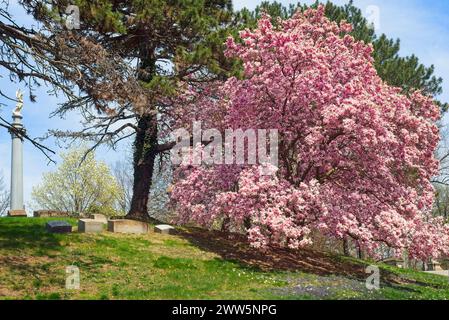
[1, 0, 449, 212]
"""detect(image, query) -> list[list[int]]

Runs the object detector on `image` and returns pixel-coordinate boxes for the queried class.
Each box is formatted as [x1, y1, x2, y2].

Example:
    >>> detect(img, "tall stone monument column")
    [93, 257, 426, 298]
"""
[7, 90, 27, 217]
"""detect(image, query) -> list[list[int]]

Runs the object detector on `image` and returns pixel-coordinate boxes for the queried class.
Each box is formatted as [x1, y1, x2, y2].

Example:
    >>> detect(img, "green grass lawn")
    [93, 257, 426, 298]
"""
[1, 217, 449, 300]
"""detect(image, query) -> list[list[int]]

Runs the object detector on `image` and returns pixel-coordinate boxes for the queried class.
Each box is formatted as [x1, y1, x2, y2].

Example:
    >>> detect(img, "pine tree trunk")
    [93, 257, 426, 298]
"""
[126, 52, 159, 221]
[126, 113, 158, 221]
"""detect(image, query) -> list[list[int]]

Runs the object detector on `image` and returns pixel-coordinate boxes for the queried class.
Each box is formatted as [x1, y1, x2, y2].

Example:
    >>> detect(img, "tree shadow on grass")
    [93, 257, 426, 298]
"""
[0, 219, 65, 252]
[178, 227, 430, 290]
[0, 219, 116, 292]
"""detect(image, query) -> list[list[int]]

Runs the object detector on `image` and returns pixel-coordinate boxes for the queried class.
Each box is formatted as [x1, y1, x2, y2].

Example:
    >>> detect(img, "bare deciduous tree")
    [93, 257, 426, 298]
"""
[432, 124, 449, 218]
[0, 172, 10, 216]
[113, 158, 134, 215]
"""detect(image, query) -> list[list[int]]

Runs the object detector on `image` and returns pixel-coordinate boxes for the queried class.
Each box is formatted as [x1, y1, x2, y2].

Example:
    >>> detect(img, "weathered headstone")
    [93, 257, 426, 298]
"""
[434, 261, 443, 271]
[46, 221, 72, 233]
[34, 210, 70, 218]
[108, 219, 149, 234]
[78, 219, 104, 233]
[380, 257, 404, 268]
[89, 213, 108, 224]
[7, 210, 27, 217]
[427, 260, 443, 271]
[154, 224, 176, 235]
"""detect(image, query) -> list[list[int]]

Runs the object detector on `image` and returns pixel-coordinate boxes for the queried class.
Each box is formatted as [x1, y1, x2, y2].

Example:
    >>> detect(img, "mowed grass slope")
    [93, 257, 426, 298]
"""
[0, 217, 449, 300]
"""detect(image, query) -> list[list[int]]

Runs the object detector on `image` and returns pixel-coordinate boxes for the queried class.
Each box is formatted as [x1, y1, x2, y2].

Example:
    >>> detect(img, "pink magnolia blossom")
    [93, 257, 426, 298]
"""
[170, 5, 445, 260]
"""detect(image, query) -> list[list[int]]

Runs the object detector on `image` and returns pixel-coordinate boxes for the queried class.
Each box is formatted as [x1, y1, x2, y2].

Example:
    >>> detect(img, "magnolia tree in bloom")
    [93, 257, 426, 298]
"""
[170, 6, 448, 260]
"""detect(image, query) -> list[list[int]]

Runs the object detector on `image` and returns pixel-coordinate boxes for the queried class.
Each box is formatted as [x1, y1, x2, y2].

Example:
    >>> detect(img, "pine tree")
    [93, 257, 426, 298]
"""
[20, 0, 236, 220]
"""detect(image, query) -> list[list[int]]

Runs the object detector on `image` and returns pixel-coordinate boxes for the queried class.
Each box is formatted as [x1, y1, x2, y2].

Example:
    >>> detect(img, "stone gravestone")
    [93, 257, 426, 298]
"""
[8, 210, 27, 217]
[46, 221, 72, 233]
[154, 224, 176, 235]
[34, 210, 70, 218]
[78, 219, 104, 233]
[108, 219, 149, 234]
[89, 214, 108, 224]
[380, 257, 404, 268]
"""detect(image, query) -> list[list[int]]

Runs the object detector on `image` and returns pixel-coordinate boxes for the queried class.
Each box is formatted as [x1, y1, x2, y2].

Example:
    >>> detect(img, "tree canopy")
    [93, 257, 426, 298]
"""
[170, 6, 448, 260]
[0, 172, 9, 216]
